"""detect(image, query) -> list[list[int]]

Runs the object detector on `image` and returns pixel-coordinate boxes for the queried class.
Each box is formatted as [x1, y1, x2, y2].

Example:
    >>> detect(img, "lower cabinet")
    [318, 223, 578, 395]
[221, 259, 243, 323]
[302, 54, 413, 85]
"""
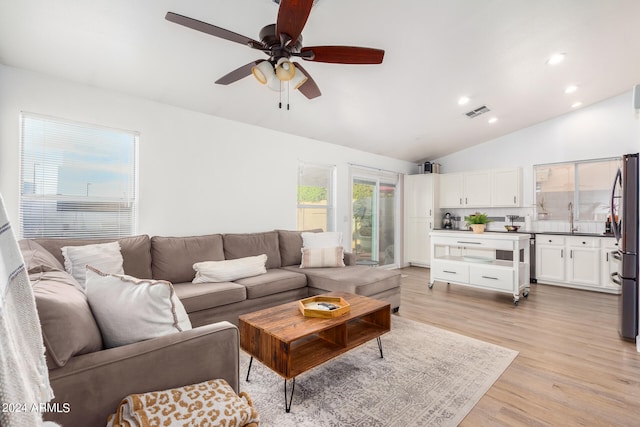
[406, 217, 432, 267]
[535, 234, 620, 294]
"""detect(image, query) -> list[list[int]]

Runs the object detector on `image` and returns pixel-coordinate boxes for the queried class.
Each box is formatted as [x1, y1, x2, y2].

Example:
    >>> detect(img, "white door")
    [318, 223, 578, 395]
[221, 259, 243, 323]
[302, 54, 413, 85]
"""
[463, 171, 491, 207]
[439, 173, 463, 207]
[567, 247, 600, 286]
[536, 245, 565, 282]
[406, 217, 431, 266]
[492, 169, 521, 207]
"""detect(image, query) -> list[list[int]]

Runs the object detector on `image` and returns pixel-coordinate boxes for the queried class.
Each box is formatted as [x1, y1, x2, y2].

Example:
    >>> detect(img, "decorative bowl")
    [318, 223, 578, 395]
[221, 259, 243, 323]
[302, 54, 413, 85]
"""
[504, 225, 520, 232]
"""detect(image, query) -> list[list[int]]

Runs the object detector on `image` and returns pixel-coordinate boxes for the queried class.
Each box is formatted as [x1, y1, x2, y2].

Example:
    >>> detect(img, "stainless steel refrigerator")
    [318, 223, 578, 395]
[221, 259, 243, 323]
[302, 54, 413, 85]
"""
[611, 153, 639, 341]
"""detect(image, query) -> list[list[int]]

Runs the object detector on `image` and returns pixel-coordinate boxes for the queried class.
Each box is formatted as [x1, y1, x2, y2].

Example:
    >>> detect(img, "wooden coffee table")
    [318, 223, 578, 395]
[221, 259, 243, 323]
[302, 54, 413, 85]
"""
[239, 292, 391, 412]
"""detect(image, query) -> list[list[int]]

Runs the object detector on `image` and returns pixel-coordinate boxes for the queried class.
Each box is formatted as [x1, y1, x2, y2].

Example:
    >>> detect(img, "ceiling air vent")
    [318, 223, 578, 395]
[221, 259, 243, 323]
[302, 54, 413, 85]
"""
[465, 105, 490, 118]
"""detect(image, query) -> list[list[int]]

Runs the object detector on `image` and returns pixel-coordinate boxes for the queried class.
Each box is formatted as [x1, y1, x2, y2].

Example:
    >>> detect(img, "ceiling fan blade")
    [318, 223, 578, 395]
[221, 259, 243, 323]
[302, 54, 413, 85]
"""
[276, 0, 314, 45]
[293, 62, 321, 99]
[215, 60, 264, 85]
[166, 12, 262, 48]
[300, 46, 385, 64]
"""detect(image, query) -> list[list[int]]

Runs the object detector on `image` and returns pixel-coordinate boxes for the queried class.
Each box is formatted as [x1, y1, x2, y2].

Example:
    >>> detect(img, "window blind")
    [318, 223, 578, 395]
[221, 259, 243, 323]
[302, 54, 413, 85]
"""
[19, 113, 138, 239]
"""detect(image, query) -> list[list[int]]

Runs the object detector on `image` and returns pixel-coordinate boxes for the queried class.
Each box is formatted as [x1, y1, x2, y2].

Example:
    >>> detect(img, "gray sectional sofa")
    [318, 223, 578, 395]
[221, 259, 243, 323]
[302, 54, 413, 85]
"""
[21, 229, 401, 426]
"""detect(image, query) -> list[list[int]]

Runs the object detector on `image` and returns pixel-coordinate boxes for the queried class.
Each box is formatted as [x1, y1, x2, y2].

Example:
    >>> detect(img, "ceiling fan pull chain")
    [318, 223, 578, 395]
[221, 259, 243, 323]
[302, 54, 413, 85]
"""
[287, 81, 291, 110]
[279, 79, 283, 109]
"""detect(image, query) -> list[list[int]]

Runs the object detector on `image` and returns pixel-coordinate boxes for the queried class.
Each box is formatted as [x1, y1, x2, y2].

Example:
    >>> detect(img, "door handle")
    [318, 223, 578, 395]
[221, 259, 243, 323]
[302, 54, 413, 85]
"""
[443, 270, 457, 274]
[561, 249, 564, 258]
[513, 196, 516, 204]
[481, 275, 498, 280]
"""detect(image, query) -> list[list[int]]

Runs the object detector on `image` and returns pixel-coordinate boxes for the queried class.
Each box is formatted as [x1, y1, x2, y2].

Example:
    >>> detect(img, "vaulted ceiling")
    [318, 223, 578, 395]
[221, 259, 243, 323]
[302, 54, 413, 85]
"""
[1, 0, 639, 162]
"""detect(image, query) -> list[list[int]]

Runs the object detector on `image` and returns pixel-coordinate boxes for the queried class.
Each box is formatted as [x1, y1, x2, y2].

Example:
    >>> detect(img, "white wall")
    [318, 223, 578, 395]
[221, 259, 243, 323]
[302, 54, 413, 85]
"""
[0, 65, 415, 237]
[435, 91, 640, 208]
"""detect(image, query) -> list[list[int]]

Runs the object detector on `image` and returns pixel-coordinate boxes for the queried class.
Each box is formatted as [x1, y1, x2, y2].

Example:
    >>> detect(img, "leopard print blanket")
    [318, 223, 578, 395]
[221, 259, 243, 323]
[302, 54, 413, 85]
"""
[107, 379, 259, 427]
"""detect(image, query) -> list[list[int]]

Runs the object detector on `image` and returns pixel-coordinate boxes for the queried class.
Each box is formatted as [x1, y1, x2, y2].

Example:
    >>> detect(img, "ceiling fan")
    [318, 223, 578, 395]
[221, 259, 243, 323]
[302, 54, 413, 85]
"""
[165, 0, 385, 100]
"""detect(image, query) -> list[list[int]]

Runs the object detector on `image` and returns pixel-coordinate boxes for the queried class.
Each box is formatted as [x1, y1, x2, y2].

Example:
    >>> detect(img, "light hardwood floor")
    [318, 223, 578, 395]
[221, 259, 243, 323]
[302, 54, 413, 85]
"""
[398, 266, 640, 426]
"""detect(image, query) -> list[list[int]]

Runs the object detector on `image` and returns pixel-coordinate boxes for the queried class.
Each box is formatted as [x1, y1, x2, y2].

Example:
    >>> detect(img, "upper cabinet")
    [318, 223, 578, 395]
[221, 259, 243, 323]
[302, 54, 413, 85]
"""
[492, 168, 522, 207]
[439, 168, 522, 208]
[438, 173, 464, 208]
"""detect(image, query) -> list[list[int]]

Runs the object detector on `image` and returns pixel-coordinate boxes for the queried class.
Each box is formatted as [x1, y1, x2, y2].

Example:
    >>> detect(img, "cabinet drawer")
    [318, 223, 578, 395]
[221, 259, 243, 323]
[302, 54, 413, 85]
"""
[566, 236, 599, 248]
[537, 235, 565, 246]
[432, 261, 469, 283]
[469, 265, 514, 291]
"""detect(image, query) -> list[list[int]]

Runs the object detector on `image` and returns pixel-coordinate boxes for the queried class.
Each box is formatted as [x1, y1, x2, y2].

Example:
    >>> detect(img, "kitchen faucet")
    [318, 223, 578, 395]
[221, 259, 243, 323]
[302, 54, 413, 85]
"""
[568, 202, 577, 233]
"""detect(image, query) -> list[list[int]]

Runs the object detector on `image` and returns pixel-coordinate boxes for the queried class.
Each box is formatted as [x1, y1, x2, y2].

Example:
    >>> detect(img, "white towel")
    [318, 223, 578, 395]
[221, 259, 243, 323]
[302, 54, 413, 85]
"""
[0, 193, 53, 427]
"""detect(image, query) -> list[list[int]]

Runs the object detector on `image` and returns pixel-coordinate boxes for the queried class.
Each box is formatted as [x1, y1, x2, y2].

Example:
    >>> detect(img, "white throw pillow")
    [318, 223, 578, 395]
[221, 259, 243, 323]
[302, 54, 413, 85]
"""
[300, 247, 345, 268]
[62, 241, 124, 288]
[85, 266, 192, 348]
[301, 231, 343, 249]
[192, 254, 268, 283]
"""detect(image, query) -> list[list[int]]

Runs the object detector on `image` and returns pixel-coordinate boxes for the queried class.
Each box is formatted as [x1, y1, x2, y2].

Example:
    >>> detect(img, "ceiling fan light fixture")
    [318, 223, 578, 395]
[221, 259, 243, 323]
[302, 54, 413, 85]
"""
[267, 75, 285, 92]
[275, 58, 296, 81]
[252, 61, 274, 85]
[290, 68, 308, 90]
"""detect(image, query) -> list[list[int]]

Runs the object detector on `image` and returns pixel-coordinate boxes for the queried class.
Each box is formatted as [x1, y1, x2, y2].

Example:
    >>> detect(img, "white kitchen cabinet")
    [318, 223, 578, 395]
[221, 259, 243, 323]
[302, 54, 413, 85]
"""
[491, 168, 522, 207]
[429, 230, 531, 305]
[566, 237, 600, 287]
[438, 168, 521, 208]
[463, 171, 491, 207]
[438, 173, 463, 207]
[404, 174, 438, 267]
[536, 235, 566, 282]
[536, 234, 620, 294]
[406, 217, 432, 266]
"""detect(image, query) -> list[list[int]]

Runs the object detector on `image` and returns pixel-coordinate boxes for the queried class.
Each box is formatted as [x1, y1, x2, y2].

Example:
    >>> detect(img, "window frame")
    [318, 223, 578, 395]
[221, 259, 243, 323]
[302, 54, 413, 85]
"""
[19, 112, 139, 239]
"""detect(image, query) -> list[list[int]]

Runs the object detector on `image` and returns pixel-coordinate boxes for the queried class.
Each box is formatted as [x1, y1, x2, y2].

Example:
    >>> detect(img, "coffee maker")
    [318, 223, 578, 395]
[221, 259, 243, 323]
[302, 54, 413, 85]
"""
[443, 212, 453, 229]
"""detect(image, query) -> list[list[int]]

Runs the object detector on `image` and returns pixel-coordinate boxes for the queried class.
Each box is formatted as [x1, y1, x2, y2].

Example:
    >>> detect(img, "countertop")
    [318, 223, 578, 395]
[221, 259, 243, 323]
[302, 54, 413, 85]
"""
[433, 228, 615, 238]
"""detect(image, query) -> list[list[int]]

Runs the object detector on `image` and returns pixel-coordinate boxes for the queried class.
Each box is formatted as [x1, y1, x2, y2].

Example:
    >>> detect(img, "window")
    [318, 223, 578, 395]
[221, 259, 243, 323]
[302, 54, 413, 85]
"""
[534, 157, 620, 222]
[297, 162, 335, 231]
[20, 113, 138, 238]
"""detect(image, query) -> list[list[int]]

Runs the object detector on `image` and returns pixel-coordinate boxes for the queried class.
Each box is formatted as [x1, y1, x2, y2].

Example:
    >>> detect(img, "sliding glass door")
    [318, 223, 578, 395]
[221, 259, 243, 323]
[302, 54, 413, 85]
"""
[351, 169, 398, 267]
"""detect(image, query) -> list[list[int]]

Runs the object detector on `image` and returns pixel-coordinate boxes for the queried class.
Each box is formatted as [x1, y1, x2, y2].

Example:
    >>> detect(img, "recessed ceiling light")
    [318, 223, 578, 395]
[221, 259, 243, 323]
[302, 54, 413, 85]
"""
[458, 96, 470, 105]
[488, 117, 498, 124]
[571, 101, 583, 108]
[546, 53, 566, 65]
[565, 85, 578, 94]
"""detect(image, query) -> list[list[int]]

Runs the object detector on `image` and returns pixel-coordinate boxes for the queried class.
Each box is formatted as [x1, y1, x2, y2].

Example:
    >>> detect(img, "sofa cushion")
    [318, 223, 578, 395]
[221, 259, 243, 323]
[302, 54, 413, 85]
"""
[33, 235, 153, 279]
[19, 239, 65, 274]
[62, 241, 124, 288]
[85, 267, 192, 348]
[31, 270, 103, 368]
[300, 247, 345, 268]
[234, 268, 307, 299]
[277, 229, 322, 267]
[151, 234, 225, 283]
[223, 231, 281, 269]
[193, 255, 267, 283]
[285, 265, 401, 297]
[173, 281, 247, 313]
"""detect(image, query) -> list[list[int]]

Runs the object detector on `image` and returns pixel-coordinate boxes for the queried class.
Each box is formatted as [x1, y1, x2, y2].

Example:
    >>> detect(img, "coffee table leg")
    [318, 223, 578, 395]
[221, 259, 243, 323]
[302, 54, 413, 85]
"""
[284, 377, 295, 413]
[377, 337, 384, 358]
[246, 356, 253, 382]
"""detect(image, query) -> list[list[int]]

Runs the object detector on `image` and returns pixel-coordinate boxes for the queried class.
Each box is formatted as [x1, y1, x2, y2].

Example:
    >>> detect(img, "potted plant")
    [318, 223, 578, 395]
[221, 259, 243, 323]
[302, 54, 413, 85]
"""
[464, 212, 491, 234]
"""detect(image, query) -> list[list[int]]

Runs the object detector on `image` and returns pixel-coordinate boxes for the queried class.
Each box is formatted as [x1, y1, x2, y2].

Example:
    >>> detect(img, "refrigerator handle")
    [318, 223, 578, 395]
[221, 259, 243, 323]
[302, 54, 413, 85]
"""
[610, 167, 622, 243]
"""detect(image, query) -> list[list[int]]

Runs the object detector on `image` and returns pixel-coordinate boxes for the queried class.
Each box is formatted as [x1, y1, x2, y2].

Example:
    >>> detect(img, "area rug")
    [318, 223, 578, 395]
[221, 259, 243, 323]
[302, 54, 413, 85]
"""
[239, 315, 518, 426]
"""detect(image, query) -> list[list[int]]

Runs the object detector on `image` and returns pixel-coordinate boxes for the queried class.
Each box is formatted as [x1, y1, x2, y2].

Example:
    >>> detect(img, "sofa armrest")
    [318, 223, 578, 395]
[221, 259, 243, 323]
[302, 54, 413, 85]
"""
[45, 321, 239, 427]
[344, 251, 356, 266]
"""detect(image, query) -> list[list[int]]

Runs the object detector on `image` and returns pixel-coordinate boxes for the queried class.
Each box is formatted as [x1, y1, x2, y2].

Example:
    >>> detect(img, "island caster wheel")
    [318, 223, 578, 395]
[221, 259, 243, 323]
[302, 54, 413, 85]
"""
[428, 282, 434, 289]
[523, 291, 529, 298]
[513, 299, 519, 306]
